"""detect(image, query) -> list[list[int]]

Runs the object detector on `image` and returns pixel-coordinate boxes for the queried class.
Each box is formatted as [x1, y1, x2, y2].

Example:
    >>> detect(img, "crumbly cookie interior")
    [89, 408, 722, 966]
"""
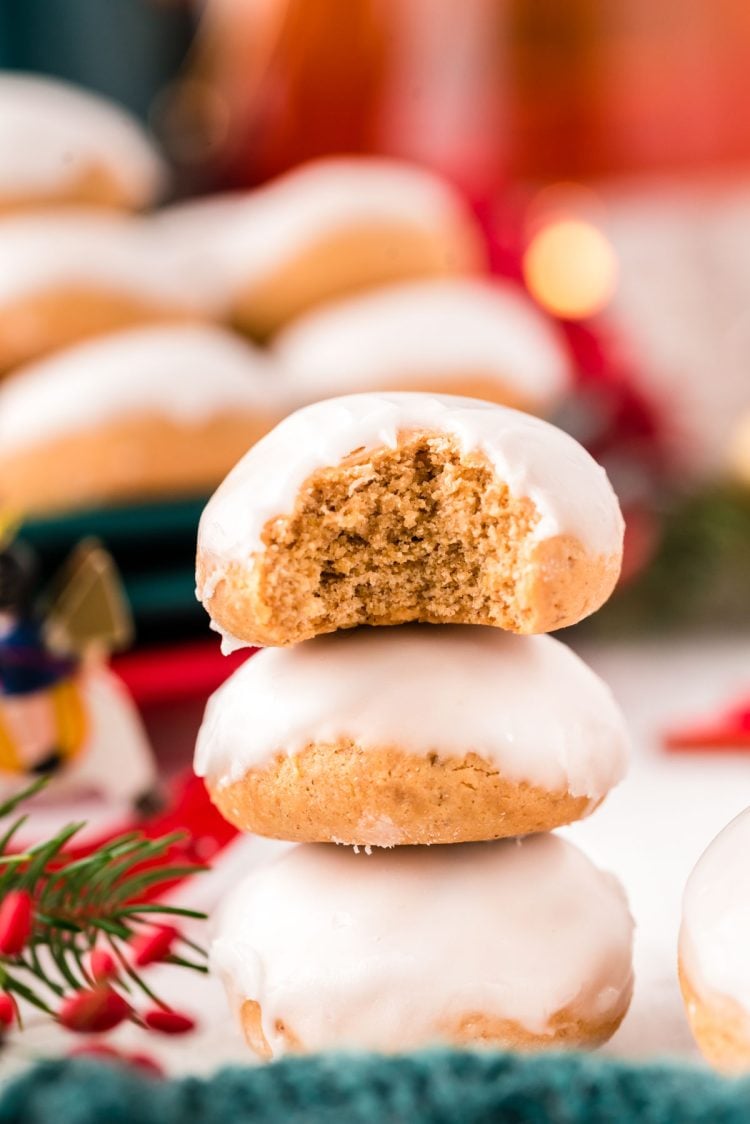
[257, 433, 539, 641]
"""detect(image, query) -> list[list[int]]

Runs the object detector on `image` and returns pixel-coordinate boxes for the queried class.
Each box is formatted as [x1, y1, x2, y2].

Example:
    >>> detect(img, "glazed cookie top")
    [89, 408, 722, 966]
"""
[681, 808, 750, 1013]
[152, 157, 482, 304]
[0, 212, 202, 306]
[0, 74, 165, 204]
[0, 325, 278, 452]
[197, 392, 624, 580]
[195, 625, 629, 799]
[212, 836, 635, 1054]
[274, 278, 571, 411]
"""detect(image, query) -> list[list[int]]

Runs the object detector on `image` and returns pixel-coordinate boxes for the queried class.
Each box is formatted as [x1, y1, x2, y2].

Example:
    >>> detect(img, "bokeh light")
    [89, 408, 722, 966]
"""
[523, 217, 618, 320]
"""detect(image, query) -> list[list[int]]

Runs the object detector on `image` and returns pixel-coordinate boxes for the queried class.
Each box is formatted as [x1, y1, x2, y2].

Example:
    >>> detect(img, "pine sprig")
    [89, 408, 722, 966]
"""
[0, 778, 208, 1035]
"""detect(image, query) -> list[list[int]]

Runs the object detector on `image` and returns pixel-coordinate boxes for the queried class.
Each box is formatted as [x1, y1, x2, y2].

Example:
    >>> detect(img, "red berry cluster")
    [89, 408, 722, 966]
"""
[0, 891, 196, 1041]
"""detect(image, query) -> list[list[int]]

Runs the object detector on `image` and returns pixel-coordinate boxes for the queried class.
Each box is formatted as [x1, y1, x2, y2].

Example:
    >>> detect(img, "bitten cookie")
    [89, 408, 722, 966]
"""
[196, 625, 628, 845]
[0, 74, 165, 212]
[275, 278, 571, 414]
[0, 324, 282, 515]
[0, 212, 204, 374]
[196, 392, 624, 647]
[680, 808, 750, 1073]
[211, 836, 635, 1059]
[153, 157, 484, 338]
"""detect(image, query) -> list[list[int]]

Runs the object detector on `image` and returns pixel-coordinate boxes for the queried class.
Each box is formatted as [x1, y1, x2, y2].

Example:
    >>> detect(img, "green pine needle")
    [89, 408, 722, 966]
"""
[0, 778, 209, 1026]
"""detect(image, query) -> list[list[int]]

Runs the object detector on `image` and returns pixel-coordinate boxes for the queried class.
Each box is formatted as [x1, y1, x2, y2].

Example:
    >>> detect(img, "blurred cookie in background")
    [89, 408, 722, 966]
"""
[274, 278, 572, 415]
[0, 212, 205, 374]
[0, 324, 283, 517]
[152, 157, 485, 339]
[0, 73, 167, 213]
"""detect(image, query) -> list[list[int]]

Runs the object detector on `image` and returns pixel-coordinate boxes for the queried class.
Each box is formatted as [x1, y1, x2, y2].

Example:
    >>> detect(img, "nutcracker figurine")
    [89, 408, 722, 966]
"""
[0, 511, 159, 810]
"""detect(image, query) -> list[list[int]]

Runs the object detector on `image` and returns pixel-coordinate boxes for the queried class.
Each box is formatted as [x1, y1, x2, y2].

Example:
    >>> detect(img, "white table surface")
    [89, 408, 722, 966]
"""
[4, 633, 750, 1079]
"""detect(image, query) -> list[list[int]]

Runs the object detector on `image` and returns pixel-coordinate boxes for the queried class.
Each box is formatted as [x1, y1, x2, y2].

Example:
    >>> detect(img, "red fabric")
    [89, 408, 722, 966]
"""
[61, 771, 239, 896]
[112, 643, 253, 708]
[663, 700, 750, 751]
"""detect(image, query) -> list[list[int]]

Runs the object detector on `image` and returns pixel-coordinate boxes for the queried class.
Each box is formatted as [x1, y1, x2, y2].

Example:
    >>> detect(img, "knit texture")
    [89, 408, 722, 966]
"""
[1, 1050, 748, 1124]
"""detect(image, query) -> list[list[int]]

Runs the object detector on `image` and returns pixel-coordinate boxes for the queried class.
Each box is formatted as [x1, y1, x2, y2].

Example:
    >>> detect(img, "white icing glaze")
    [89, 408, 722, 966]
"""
[149, 194, 253, 312]
[0, 325, 279, 453]
[0, 74, 165, 203]
[681, 807, 750, 1016]
[195, 625, 628, 799]
[211, 836, 634, 1054]
[274, 278, 571, 410]
[196, 392, 624, 600]
[0, 211, 205, 307]
[151, 157, 480, 307]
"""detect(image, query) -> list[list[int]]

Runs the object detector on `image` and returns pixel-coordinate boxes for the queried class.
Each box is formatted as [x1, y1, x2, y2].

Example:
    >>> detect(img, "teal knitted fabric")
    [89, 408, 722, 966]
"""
[1, 1051, 748, 1124]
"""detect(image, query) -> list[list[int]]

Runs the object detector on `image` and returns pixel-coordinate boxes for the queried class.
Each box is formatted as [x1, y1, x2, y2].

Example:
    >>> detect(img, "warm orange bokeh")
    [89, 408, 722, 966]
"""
[523, 218, 618, 320]
[177, 0, 750, 189]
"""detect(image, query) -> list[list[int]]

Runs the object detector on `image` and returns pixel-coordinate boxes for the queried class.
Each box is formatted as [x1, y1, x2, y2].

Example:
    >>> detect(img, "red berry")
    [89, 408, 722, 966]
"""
[129, 925, 178, 967]
[69, 1043, 164, 1078]
[89, 948, 118, 983]
[58, 986, 132, 1033]
[143, 1007, 196, 1035]
[68, 1042, 122, 1062]
[127, 1051, 164, 1078]
[0, 890, 33, 956]
[0, 991, 15, 1028]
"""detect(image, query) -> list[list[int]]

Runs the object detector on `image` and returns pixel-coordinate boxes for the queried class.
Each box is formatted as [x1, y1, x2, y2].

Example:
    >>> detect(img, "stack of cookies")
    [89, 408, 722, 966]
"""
[194, 391, 635, 1060]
